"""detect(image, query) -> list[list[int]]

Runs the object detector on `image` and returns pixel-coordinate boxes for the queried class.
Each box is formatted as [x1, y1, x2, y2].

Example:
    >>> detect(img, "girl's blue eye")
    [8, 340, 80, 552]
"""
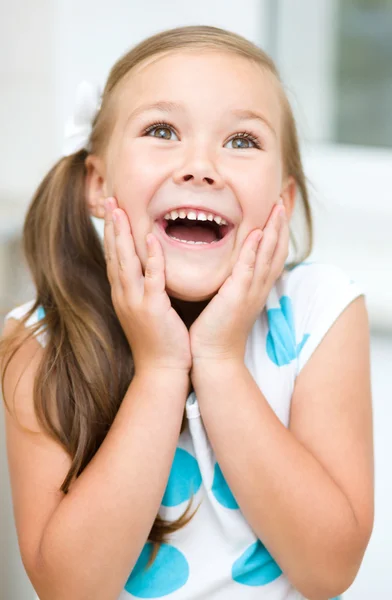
[143, 122, 262, 149]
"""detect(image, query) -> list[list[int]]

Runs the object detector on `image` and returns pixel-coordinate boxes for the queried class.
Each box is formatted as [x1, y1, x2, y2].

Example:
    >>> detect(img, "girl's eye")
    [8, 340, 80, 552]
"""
[143, 122, 179, 140]
[142, 122, 262, 149]
[225, 133, 261, 150]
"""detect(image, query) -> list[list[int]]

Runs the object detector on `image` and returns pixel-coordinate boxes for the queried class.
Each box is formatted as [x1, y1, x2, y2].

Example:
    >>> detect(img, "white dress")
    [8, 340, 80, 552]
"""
[5, 261, 359, 600]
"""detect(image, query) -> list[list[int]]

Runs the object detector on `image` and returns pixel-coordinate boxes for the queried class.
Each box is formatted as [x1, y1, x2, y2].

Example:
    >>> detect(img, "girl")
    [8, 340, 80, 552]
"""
[0, 25, 373, 600]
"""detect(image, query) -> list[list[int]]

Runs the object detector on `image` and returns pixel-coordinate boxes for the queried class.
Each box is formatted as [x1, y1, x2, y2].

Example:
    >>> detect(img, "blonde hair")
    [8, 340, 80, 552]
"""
[1, 25, 313, 570]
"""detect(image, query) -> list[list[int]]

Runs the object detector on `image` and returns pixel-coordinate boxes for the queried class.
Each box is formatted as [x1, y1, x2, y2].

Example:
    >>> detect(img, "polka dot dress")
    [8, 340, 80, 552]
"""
[5, 262, 360, 599]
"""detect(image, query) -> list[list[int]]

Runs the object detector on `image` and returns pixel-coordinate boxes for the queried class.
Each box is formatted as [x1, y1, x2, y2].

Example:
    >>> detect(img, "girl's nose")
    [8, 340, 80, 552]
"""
[181, 173, 214, 185]
[172, 149, 225, 189]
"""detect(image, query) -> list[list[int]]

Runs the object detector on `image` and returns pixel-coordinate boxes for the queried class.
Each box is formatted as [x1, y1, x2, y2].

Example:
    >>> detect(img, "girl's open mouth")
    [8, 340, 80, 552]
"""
[155, 209, 235, 249]
[157, 217, 234, 250]
[157, 209, 234, 249]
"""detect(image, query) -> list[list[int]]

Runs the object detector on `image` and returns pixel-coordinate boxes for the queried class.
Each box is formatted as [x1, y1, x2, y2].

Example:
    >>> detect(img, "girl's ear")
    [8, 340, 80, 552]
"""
[280, 176, 297, 220]
[85, 155, 108, 219]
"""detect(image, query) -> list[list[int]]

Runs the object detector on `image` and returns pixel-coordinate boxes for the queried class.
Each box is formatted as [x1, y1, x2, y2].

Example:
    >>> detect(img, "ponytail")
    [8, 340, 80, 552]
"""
[22, 149, 134, 486]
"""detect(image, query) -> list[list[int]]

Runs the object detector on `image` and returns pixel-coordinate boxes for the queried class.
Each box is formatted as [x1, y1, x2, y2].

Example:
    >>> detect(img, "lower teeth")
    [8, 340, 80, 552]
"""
[168, 235, 211, 245]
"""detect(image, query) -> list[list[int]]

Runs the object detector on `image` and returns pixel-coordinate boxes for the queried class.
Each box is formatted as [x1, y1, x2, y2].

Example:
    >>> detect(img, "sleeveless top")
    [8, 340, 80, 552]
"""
[4, 261, 358, 600]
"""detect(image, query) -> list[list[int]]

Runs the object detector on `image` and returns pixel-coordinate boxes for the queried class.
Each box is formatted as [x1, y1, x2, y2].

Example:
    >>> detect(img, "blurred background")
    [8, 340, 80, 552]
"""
[1, 0, 391, 598]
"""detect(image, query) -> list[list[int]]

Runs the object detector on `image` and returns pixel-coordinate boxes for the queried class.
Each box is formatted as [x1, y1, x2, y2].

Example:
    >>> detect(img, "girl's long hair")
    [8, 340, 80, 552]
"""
[0, 25, 313, 569]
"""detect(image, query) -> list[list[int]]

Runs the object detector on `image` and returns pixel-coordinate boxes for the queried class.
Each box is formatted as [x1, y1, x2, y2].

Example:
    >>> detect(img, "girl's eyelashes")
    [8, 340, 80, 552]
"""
[143, 121, 178, 140]
[141, 121, 263, 150]
[228, 131, 262, 150]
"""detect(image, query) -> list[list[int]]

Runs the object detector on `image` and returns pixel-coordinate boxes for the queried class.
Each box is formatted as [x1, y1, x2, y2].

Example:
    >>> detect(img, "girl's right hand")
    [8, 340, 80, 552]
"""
[103, 197, 192, 375]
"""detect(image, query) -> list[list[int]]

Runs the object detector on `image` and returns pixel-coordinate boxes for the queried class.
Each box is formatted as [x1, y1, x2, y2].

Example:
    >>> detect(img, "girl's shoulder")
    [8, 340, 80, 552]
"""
[4, 299, 43, 321]
[3, 300, 47, 347]
[280, 260, 363, 300]
[267, 261, 365, 376]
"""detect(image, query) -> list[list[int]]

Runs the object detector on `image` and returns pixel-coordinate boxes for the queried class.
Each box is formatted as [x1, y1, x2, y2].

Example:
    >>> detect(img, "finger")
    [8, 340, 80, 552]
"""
[252, 206, 286, 290]
[103, 197, 116, 260]
[269, 207, 290, 279]
[103, 197, 121, 291]
[143, 233, 167, 300]
[228, 229, 263, 295]
[256, 205, 283, 271]
[112, 208, 144, 300]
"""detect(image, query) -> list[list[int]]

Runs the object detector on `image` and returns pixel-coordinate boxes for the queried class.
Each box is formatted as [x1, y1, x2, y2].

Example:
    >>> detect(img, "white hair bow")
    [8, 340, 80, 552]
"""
[62, 81, 102, 156]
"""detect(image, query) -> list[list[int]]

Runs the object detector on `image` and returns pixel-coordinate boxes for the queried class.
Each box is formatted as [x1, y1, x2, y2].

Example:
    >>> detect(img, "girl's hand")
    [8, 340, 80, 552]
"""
[104, 197, 192, 375]
[189, 203, 289, 366]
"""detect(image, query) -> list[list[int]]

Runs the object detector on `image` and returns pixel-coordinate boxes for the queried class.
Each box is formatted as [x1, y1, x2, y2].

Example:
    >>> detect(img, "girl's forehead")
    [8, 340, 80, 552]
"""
[128, 49, 273, 92]
[119, 50, 281, 129]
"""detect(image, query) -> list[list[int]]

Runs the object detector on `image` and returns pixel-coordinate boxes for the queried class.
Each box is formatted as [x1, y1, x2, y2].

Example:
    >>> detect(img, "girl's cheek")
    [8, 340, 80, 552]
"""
[242, 181, 280, 227]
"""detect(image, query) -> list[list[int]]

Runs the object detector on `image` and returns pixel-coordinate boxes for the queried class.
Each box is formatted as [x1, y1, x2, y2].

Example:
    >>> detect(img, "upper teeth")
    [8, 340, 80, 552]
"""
[163, 209, 228, 226]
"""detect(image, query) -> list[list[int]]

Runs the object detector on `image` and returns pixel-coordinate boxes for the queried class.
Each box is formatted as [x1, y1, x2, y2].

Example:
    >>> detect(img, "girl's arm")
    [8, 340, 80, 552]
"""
[190, 296, 374, 600]
[3, 319, 189, 600]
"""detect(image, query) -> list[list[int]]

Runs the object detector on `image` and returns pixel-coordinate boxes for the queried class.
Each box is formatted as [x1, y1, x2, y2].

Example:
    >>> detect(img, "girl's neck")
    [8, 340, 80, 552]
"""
[170, 296, 211, 330]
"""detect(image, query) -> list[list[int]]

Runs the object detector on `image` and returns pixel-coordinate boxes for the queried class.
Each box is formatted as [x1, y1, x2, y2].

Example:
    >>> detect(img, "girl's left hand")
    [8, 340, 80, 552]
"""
[189, 202, 289, 366]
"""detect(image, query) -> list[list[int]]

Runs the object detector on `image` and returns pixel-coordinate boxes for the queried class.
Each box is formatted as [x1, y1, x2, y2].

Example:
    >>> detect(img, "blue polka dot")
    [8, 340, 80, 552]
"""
[125, 542, 189, 597]
[37, 306, 45, 320]
[211, 462, 239, 509]
[161, 448, 202, 507]
[266, 296, 309, 366]
[232, 540, 282, 586]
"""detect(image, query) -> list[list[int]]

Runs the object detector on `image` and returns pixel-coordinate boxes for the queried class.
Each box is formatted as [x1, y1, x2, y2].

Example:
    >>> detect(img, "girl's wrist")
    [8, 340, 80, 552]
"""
[135, 365, 190, 385]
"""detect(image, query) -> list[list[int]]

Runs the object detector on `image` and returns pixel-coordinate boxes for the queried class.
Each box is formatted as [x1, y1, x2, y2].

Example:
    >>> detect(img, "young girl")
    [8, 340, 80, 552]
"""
[0, 25, 374, 600]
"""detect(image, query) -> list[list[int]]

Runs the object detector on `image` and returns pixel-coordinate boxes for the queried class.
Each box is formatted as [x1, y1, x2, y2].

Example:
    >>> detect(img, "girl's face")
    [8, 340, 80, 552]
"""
[101, 50, 294, 302]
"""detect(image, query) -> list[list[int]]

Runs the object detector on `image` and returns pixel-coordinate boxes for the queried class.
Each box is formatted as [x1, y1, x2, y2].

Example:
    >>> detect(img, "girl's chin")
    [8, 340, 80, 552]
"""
[166, 285, 217, 303]
[165, 275, 222, 303]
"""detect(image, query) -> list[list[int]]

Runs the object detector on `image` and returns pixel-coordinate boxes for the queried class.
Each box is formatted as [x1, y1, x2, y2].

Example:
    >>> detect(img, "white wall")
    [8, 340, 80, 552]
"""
[1, 5, 55, 597]
[0, 0, 56, 220]
[303, 143, 392, 331]
[274, 0, 340, 143]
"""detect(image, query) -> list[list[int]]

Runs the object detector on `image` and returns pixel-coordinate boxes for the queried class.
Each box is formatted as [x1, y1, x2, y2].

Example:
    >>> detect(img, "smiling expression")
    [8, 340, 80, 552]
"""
[97, 50, 294, 301]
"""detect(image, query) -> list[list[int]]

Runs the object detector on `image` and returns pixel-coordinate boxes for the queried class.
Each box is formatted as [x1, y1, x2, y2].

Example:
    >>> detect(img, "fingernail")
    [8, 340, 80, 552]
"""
[112, 211, 117, 223]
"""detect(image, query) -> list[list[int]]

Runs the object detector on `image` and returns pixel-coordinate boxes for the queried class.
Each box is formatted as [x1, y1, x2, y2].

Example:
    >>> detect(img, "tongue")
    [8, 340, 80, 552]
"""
[166, 223, 218, 243]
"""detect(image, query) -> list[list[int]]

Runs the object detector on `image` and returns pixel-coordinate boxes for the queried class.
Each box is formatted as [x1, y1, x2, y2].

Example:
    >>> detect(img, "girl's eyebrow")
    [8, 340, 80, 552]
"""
[126, 101, 276, 137]
[230, 108, 276, 137]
